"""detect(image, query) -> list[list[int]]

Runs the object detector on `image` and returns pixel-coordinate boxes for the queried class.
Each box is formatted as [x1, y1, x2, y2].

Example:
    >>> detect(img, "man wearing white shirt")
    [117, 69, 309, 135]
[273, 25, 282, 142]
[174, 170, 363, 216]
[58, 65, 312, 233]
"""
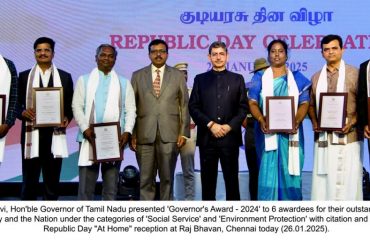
[130, 39, 189, 200]
[72, 44, 136, 200]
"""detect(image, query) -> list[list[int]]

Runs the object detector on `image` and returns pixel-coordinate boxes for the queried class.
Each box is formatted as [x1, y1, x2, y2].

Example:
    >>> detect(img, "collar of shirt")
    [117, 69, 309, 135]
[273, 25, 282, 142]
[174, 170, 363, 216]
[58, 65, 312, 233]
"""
[151, 64, 165, 84]
[37, 64, 52, 87]
[98, 69, 113, 79]
[326, 65, 339, 75]
[211, 68, 227, 75]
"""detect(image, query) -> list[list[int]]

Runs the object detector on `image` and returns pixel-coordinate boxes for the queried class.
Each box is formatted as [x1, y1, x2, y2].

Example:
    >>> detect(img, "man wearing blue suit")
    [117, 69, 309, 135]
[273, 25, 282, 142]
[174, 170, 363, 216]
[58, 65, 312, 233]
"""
[189, 41, 247, 200]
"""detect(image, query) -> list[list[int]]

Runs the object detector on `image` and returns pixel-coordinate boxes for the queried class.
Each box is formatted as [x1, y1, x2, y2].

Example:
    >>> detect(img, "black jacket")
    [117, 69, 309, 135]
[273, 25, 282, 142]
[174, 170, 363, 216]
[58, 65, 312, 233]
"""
[189, 69, 247, 147]
[357, 60, 370, 129]
[17, 68, 74, 148]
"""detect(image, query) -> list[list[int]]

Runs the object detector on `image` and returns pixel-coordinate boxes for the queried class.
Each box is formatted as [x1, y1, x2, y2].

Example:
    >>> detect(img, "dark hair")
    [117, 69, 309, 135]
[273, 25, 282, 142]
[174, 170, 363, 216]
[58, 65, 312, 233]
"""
[148, 39, 168, 54]
[33, 37, 55, 51]
[96, 44, 118, 58]
[208, 41, 228, 54]
[267, 39, 288, 56]
[321, 34, 343, 50]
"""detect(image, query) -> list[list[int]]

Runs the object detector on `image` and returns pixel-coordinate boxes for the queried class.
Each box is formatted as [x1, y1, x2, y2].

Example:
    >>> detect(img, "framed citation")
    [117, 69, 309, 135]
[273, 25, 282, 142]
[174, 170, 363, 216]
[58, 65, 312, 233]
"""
[266, 96, 295, 133]
[318, 92, 347, 131]
[91, 122, 122, 163]
[0, 95, 5, 125]
[33, 87, 64, 127]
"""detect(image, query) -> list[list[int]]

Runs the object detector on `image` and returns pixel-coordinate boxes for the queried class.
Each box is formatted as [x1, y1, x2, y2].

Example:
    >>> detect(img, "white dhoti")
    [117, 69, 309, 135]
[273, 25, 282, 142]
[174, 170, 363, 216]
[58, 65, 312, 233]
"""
[311, 140, 363, 200]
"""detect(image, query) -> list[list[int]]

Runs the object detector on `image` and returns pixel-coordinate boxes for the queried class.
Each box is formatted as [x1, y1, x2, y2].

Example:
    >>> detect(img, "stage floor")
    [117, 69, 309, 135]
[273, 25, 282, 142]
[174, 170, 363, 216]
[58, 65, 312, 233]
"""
[174, 171, 313, 201]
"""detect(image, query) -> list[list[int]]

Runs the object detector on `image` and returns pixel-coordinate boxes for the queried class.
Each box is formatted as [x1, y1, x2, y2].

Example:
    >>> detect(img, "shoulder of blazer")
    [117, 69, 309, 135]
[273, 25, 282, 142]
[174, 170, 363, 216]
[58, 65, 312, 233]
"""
[56, 68, 72, 78]
[133, 65, 151, 75]
[226, 70, 243, 79]
[3, 58, 16, 70]
[360, 60, 370, 71]
[19, 69, 31, 78]
[195, 70, 212, 79]
[165, 65, 183, 77]
[165, 65, 177, 72]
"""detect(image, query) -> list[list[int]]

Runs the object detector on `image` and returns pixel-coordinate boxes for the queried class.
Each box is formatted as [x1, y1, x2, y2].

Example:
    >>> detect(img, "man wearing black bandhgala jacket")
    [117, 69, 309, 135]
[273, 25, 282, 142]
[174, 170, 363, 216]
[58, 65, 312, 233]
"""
[189, 41, 247, 200]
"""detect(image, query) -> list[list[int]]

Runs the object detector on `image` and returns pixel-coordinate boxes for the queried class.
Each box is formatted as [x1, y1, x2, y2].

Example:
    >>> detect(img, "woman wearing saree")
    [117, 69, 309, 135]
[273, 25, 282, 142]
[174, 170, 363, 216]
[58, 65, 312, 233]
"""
[248, 39, 311, 200]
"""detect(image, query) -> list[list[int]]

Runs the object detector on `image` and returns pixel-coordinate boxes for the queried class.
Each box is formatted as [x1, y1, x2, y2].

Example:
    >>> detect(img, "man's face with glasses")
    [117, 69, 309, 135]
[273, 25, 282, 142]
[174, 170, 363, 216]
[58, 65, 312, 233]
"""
[149, 43, 168, 68]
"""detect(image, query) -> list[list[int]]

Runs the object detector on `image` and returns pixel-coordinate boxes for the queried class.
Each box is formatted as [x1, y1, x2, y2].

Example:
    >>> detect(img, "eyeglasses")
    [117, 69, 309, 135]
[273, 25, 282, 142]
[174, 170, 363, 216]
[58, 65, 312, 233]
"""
[35, 48, 52, 54]
[150, 49, 167, 55]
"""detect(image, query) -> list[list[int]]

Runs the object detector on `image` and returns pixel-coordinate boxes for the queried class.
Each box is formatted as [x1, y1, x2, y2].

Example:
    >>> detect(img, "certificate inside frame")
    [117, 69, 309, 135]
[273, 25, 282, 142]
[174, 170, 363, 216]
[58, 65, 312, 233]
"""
[0, 95, 5, 125]
[32, 87, 64, 127]
[91, 122, 123, 163]
[318, 92, 347, 131]
[266, 96, 295, 133]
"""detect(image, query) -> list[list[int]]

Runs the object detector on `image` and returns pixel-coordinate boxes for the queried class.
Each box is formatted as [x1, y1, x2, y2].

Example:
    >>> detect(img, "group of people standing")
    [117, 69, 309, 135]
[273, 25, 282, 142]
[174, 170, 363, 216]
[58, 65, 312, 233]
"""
[248, 34, 367, 201]
[0, 34, 368, 201]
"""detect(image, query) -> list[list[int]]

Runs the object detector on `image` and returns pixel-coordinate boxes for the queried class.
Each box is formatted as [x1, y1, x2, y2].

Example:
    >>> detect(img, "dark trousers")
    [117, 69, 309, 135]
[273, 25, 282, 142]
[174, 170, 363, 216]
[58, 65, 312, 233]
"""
[199, 145, 240, 200]
[21, 128, 62, 200]
[78, 162, 121, 200]
[244, 124, 259, 200]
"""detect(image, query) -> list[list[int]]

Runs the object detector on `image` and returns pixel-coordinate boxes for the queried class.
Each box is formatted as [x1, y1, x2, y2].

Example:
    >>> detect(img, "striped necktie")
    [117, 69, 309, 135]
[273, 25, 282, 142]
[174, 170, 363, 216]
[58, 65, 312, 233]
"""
[153, 69, 161, 97]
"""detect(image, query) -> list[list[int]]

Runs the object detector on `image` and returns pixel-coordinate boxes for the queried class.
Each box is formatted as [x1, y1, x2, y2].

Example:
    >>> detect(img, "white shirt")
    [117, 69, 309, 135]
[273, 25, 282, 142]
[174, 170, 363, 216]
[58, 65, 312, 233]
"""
[151, 64, 165, 88]
[38, 65, 52, 87]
